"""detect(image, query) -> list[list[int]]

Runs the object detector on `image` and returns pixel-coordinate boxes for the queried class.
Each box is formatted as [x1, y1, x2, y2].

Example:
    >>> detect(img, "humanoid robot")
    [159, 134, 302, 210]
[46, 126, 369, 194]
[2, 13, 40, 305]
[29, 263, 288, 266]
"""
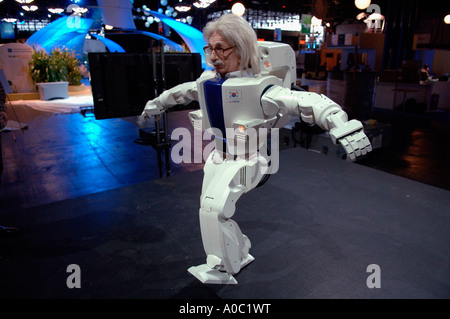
[142, 41, 372, 284]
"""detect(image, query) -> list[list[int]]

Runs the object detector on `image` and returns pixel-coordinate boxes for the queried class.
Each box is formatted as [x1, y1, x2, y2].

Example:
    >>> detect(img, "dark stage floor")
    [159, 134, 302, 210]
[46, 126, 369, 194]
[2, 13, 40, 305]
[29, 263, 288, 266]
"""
[1, 147, 449, 299]
[0, 102, 449, 299]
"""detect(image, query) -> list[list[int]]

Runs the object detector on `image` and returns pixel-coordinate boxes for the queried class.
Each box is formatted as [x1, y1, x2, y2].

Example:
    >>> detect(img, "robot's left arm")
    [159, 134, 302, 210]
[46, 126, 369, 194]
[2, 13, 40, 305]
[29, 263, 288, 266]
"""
[261, 86, 372, 161]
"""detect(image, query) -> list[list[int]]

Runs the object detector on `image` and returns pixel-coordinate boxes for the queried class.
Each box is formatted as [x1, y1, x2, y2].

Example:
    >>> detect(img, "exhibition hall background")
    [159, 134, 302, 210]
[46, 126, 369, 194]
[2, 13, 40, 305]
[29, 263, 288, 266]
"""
[0, 0, 449, 299]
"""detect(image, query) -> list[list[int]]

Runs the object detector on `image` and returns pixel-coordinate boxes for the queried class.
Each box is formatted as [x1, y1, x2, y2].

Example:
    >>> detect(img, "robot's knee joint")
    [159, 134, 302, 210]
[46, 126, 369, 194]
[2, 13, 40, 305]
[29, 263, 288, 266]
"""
[201, 196, 235, 220]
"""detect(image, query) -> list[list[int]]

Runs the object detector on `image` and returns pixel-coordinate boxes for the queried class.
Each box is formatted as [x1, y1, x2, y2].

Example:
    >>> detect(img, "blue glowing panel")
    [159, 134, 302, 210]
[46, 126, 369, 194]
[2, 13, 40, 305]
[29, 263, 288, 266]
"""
[0, 22, 15, 39]
[90, 34, 125, 52]
[50, 31, 86, 55]
[26, 16, 93, 58]
[149, 11, 208, 69]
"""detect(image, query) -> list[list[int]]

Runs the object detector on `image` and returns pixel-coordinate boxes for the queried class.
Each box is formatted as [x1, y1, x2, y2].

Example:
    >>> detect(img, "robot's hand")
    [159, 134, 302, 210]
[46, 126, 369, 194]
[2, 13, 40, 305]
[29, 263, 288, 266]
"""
[141, 99, 164, 120]
[336, 129, 372, 161]
[327, 113, 372, 161]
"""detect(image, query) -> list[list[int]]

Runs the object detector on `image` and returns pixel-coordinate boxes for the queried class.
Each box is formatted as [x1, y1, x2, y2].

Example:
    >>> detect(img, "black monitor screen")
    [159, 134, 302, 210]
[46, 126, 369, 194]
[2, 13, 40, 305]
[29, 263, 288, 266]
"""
[88, 52, 202, 120]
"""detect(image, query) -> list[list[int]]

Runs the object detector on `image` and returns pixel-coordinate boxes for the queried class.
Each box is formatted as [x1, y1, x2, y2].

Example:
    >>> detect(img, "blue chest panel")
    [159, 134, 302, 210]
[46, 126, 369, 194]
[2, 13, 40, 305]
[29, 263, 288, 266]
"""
[204, 78, 227, 138]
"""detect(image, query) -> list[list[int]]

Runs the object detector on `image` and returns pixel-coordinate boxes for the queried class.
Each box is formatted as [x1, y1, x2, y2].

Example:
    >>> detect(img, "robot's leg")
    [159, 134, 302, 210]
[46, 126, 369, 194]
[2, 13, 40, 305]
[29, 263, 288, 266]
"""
[188, 210, 254, 284]
[188, 152, 263, 284]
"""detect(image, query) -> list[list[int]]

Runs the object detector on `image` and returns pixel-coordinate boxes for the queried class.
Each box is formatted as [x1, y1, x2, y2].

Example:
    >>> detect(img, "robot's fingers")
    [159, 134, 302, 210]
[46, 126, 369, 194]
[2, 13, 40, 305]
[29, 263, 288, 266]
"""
[354, 132, 367, 157]
[339, 136, 355, 161]
[356, 131, 372, 156]
[339, 131, 371, 161]
[357, 134, 369, 156]
[364, 136, 373, 153]
[353, 137, 363, 158]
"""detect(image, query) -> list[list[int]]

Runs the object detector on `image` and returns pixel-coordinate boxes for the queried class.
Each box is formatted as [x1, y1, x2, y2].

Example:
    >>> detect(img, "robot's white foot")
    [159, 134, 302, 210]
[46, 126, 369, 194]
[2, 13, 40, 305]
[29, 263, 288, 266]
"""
[240, 253, 255, 268]
[188, 265, 238, 284]
[188, 254, 255, 285]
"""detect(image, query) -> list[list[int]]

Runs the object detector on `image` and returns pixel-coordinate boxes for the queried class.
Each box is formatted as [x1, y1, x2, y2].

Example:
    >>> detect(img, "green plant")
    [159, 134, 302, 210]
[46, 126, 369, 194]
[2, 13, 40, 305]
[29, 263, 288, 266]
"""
[62, 50, 82, 86]
[29, 48, 82, 85]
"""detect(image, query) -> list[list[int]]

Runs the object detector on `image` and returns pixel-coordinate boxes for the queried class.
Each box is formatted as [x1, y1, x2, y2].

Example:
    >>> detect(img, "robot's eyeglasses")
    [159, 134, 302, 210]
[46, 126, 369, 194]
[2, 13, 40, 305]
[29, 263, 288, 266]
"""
[203, 45, 235, 58]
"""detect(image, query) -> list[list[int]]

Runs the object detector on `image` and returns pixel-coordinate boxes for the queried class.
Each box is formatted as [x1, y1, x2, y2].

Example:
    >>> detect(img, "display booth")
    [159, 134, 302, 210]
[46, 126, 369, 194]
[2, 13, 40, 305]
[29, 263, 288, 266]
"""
[0, 43, 35, 93]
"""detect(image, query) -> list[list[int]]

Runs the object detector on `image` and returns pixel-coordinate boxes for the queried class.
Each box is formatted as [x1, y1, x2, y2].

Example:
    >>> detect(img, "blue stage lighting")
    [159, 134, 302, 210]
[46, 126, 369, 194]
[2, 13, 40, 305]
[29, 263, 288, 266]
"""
[90, 34, 125, 53]
[26, 16, 93, 58]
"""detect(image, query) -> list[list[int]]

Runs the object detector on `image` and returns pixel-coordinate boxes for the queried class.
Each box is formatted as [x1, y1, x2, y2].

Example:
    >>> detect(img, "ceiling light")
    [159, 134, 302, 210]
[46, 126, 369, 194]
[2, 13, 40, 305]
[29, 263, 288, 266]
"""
[72, 7, 89, 14]
[3, 18, 17, 23]
[193, 0, 216, 9]
[175, 1, 191, 12]
[175, 6, 191, 12]
[48, 8, 64, 14]
[354, 0, 371, 10]
[22, 5, 38, 11]
[231, 2, 245, 16]
[445, 14, 450, 24]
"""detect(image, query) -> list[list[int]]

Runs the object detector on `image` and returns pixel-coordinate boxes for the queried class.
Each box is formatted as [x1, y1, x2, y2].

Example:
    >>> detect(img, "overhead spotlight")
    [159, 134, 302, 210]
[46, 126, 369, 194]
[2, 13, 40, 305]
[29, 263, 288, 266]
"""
[48, 8, 64, 14]
[445, 14, 450, 24]
[231, 2, 245, 16]
[3, 18, 17, 23]
[193, 0, 216, 9]
[22, 5, 38, 11]
[354, 0, 371, 10]
[72, 7, 89, 14]
[175, 2, 191, 12]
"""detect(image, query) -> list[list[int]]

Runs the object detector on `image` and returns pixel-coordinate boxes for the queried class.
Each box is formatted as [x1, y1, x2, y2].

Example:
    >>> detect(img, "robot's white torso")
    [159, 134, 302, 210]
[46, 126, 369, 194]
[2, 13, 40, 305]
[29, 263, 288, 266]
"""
[197, 72, 284, 131]
[191, 70, 289, 156]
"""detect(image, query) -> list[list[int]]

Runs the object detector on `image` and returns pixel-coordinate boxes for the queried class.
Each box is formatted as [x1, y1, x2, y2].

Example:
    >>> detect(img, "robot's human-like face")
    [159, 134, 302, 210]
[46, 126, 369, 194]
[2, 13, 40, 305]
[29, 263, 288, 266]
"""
[205, 32, 240, 78]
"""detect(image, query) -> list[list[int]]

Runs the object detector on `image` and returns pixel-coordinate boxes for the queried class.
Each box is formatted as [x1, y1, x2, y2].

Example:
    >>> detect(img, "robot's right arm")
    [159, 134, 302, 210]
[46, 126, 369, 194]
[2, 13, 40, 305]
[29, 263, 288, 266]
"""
[141, 81, 199, 119]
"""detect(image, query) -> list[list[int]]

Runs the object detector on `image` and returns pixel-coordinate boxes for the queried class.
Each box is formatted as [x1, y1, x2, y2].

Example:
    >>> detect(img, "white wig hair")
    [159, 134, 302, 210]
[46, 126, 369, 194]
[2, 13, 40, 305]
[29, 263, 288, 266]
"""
[203, 13, 260, 75]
